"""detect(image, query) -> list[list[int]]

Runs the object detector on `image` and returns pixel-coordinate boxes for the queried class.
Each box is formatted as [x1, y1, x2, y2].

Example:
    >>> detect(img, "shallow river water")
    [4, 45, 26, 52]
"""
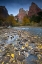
[0, 27, 42, 64]
[14, 27, 42, 36]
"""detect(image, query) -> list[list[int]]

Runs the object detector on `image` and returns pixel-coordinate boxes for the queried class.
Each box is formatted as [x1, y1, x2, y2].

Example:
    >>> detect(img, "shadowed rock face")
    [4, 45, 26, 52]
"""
[0, 6, 8, 18]
[28, 2, 42, 17]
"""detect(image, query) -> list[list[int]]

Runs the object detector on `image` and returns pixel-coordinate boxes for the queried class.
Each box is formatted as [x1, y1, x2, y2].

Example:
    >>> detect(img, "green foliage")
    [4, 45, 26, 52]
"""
[30, 12, 42, 23]
[30, 15, 40, 23]
[30, 12, 42, 26]
[37, 11, 42, 17]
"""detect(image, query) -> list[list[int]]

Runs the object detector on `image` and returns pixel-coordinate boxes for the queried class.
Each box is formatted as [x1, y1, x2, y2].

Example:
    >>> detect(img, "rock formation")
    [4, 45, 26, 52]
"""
[28, 2, 42, 17]
[18, 8, 27, 22]
[0, 6, 8, 18]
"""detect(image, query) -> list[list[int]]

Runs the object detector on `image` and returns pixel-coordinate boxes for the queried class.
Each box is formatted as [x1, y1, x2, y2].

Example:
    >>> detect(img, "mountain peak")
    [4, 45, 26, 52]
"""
[0, 6, 8, 18]
[28, 2, 41, 17]
[31, 2, 36, 5]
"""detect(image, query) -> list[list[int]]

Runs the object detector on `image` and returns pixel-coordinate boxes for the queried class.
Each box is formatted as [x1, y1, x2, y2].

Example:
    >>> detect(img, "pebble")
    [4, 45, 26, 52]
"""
[0, 28, 42, 64]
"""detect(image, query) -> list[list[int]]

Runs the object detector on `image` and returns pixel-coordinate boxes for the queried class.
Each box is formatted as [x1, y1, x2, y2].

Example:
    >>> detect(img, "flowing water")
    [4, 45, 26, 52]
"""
[14, 27, 42, 36]
[0, 27, 42, 64]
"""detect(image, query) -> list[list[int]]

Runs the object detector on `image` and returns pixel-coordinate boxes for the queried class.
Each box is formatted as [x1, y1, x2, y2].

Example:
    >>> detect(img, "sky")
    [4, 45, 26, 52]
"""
[0, 0, 42, 16]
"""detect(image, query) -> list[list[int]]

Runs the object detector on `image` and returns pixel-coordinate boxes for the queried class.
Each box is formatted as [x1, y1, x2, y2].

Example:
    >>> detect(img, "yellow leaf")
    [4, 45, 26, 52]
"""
[25, 42, 28, 47]
[13, 60, 15, 63]
[2, 61, 4, 64]
[11, 53, 14, 58]
[38, 45, 42, 49]
[22, 46, 25, 49]
[0, 49, 2, 52]
[7, 53, 10, 56]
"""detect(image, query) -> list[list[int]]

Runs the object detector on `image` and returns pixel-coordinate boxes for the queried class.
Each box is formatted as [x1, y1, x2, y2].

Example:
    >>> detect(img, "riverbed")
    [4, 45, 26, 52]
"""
[0, 27, 42, 64]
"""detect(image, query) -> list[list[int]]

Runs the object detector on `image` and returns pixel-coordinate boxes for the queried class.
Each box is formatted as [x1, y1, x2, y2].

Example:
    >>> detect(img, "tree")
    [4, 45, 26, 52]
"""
[0, 17, 6, 26]
[5, 15, 17, 26]
[30, 11, 42, 23]
[22, 16, 30, 26]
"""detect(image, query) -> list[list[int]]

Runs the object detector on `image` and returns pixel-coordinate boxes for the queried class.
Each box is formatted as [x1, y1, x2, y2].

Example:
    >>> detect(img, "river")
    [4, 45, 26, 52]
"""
[0, 27, 42, 64]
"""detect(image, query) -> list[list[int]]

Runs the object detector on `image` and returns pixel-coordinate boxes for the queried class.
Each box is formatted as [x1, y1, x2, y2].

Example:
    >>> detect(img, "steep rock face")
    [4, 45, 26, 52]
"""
[28, 2, 42, 17]
[0, 6, 8, 18]
[18, 8, 26, 22]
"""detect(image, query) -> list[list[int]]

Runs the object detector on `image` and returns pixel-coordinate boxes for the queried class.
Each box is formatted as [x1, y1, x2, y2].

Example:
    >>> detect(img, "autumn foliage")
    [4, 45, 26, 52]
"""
[22, 16, 30, 26]
[5, 15, 17, 26]
[0, 12, 42, 27]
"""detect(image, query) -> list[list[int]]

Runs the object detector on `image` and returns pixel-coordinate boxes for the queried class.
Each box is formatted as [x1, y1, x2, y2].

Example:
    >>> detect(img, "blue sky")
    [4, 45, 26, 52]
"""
[0, 0, 42, 16]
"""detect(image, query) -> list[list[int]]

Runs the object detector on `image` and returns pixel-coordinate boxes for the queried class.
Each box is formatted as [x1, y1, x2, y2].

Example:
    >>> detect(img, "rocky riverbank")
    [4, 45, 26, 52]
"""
[0, 28, 42, 64]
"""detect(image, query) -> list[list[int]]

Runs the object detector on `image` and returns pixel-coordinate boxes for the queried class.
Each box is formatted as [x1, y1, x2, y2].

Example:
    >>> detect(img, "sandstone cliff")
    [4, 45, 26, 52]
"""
[28, 2, 42, 17]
